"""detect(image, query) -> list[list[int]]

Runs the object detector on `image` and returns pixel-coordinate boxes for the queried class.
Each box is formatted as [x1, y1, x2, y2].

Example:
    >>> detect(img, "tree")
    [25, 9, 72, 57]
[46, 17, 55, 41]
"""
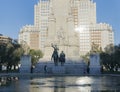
[29, 49, 43, 65]
[104, 44, 114, 54]
[11, 43, 24, 69]
[0, 41, 24, 71]
[113, 44, 120, 71]
[0, 43, 6, 70]
[100, 44, 120, 72]
[5, 42, 15, 70]
[81, 52, 90, 66]
[100, 52, 112, 71]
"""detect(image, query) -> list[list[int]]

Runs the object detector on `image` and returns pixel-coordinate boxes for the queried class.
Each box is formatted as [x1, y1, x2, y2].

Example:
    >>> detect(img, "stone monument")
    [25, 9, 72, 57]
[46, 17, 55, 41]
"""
[52, 66, 65, 74]
[43, 0, 80, 61]
[20, 55, 31, 73]
[51, 44, 59, 66]
[89, 53, 101, 74]
[34, 0, 87, 74]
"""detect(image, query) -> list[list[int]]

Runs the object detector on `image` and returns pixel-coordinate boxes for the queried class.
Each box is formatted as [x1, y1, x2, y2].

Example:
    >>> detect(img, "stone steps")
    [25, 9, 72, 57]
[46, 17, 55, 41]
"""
[34, 62, 87, 74]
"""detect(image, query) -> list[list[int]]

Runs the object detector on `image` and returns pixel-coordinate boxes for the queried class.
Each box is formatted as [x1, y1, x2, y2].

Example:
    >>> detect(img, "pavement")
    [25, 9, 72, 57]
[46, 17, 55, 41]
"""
[0, 73, 120, 77]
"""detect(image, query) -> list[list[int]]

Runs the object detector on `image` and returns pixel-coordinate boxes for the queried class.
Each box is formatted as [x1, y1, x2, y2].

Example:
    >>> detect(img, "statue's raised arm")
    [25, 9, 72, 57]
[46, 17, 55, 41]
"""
[51, 43, 59, 51]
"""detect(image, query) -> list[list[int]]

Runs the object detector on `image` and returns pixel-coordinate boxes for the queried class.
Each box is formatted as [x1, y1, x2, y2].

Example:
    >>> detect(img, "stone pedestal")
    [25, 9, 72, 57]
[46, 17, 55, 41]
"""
[89, 54, 101, 74]
[20, 55, 31, 73]
[89, 66, 101, 74]
[52, 66, 65, 74]
[34, 61, 87, 74]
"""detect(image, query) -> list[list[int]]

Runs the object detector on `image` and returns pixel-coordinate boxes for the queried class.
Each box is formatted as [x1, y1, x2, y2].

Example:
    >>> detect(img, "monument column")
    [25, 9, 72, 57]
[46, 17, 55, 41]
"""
[44, 10, 56, 60]
[48, 14, 56, 39]
[67, 12, 80, 60]
[67, 13, 74, 37]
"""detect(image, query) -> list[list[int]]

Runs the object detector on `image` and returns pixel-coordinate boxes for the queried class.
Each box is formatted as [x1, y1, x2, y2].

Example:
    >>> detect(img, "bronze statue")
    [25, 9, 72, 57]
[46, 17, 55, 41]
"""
[59, 51, 65, 66]
[51, 43, 59, 66]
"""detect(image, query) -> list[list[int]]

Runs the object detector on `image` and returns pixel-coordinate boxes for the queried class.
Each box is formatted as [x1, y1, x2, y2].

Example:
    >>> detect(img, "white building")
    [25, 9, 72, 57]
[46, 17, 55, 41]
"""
[0, 34, 12, 44]
[18, 0, 114, 56]
[19, 0, 50, 51]
[18, 25, 40, 50]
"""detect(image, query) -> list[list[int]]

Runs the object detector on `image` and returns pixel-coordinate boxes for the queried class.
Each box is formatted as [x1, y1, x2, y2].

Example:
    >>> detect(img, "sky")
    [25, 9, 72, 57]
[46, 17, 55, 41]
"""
[0, 0, 120, 45]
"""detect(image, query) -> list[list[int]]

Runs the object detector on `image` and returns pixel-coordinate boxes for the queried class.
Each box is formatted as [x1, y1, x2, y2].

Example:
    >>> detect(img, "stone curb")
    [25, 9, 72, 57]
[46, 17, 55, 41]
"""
[0, 73, 120, 77]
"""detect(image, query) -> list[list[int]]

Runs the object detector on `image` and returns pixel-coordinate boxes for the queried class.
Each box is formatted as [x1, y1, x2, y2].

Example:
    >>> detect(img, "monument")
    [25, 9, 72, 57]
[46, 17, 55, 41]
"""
[34, 0, 87, 74]
[20, 55, 31, 73]
[89, 53, 101, 74]
[43, 0, 80, 61]
[51, 44, 59, 66]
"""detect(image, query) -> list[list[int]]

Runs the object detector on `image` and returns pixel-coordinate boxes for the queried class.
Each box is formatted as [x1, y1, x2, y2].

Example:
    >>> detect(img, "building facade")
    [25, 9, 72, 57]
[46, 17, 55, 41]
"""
[0, 34, 12, 44]
[18, 0, 114, 56]
[18, 25, 40, 50]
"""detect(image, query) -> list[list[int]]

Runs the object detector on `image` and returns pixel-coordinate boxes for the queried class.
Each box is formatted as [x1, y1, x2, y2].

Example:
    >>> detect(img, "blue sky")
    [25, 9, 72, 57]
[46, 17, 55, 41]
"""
[0, 0, 120, 45]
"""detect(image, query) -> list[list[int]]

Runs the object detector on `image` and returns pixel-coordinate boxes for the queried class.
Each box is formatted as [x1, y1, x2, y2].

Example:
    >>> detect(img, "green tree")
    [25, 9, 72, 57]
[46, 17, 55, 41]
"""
[5, 42, 14, 70]
[100, 44, 120, 72]
[104, 44, 114, 54]
[81, 53, 90, 66]
[11, 43, 24, 69]
[0, 41, 24, 71]
[0, 43, 6, 70]
[0, 44, 6, 63]
[29, 49, 43, 65]
[113, 45, 120, 71]
[100, 52, 111, 71]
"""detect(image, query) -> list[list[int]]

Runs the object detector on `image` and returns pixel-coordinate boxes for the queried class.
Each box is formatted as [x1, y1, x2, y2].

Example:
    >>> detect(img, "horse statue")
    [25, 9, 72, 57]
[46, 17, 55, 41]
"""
[51, 44, 59, 66]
